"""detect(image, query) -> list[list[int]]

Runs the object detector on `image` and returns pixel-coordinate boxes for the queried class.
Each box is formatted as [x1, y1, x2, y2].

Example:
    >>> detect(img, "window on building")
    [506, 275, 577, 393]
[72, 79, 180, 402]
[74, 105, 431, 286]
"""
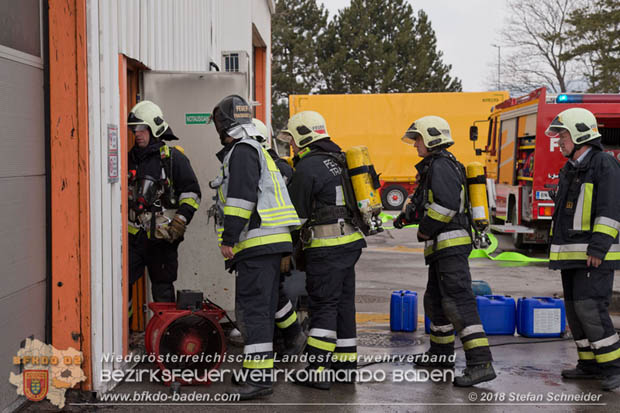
[223, 53, 239, 72]
[0, 0, 41, 57]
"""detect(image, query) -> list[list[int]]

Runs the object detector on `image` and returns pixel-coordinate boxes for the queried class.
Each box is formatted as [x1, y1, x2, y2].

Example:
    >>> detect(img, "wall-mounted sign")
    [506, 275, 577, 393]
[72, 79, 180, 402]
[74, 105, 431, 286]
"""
[185, 113, 212, 125]
[107, 124, 119, 183]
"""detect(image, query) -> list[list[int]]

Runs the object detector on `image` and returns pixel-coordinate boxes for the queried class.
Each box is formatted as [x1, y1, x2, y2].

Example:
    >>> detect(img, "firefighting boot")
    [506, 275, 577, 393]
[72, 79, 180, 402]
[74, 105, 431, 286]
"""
[413, 351, 455, 369]
[292, 367, 332, 390]
[332, 358, 358, 384]
[601, 374, 620, 391]
[283, 332, 307, 356]
[228, 382, 273, 400]
[561, 365, 603, 380]
[453, 363, 496, 387]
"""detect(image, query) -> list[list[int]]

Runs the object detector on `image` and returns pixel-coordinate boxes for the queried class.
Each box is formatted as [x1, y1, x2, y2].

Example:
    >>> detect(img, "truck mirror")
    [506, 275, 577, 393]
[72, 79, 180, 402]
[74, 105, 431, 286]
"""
[470, 126, 478, 141]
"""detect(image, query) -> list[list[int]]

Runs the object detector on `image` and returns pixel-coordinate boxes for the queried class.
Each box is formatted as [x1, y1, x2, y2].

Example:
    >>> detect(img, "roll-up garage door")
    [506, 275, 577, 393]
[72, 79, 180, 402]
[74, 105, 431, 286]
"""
[0, 1, 47, 410]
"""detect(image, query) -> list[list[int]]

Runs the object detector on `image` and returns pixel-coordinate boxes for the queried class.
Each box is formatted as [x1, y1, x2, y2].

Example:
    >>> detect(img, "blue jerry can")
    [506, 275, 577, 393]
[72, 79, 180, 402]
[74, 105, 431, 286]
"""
[476, 295, 516, 335]
[390, 290, 418, 332]
[472, 280, 492, 296]
[517, 297, 566, 338]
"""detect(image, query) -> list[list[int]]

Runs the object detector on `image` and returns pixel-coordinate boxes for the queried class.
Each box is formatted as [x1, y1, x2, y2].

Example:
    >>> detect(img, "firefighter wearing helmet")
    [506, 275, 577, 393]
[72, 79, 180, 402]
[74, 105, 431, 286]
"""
[210, 95, 300, 400]
[285, 110, 366, 389]
[545, 107, 620, 390]
[252, 118, 293, 182]
[394, 115, 496, 387]
[127, 100, 201, 303]
[250, 118, 304, 358]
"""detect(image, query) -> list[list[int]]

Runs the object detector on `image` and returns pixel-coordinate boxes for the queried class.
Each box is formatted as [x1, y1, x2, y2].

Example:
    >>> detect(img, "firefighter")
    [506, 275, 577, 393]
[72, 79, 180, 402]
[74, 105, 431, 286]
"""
[211, 96, 300, 400]
[394, 116, 495, 387]
[545, 107, 620, 391]
[252, 118, 306, 356]
[286, 111, 366, 389]
[252, 118, 294, 183]
[127, 100, 201, 303]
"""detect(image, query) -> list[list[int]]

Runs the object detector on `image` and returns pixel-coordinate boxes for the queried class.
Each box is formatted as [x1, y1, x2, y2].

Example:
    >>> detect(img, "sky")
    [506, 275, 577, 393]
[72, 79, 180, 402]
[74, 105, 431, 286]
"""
[318, 0, 509, 92]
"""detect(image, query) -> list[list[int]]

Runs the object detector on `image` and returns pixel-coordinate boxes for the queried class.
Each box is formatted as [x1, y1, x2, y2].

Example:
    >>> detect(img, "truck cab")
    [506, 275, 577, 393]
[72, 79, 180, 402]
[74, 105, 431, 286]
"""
[473, 87, 620, 248]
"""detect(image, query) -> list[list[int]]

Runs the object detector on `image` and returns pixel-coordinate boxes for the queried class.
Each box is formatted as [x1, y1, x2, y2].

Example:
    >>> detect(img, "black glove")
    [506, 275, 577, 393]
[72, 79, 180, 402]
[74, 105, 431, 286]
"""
[393, 213, 407, 229]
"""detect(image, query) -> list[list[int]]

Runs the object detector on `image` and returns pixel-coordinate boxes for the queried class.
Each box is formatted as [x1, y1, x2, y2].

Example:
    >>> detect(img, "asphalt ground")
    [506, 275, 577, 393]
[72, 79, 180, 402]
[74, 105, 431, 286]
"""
[23, 228, 620, 412]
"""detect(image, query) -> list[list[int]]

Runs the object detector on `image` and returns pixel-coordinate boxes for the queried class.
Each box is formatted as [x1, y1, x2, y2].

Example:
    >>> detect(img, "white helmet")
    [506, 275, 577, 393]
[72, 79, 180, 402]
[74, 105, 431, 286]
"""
[545, 108, 601, 145]
[402, 115, 454, 149]
[275, 129, 293, 144]
[128, 100, 169, 138]
[252, 118, 271, 149]
[287, 111, 330, 148]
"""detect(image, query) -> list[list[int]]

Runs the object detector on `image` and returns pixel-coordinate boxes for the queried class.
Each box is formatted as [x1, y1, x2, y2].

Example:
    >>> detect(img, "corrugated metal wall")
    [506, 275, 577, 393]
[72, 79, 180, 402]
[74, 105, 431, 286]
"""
[87, 0, 123, 394]
[118, 0, 222, 71]
[88, 0, 225, 393]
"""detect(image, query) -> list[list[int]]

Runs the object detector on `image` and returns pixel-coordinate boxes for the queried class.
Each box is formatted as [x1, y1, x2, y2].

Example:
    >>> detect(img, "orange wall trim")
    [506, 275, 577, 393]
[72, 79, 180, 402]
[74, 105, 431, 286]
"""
[254, 47, 266, 122]
[119, 54, 129, 356]
[49, 0, 92, 389]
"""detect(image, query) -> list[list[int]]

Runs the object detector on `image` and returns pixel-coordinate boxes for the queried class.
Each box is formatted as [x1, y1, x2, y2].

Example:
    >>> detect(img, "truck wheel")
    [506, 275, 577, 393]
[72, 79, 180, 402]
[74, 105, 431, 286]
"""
[511, 207, 525, 249]
[381, 185, 408, 210]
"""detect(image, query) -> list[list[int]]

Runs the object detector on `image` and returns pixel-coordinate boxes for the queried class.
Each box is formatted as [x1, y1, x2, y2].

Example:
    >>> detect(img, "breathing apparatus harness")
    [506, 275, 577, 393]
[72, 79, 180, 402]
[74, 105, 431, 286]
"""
[396, 149, 488, 250]
[129, 144, 178, 237]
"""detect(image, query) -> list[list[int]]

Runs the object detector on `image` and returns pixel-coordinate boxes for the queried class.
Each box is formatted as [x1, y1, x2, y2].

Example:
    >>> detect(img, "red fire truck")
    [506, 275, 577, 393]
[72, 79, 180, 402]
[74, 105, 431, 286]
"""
[470, 87, 620, 248]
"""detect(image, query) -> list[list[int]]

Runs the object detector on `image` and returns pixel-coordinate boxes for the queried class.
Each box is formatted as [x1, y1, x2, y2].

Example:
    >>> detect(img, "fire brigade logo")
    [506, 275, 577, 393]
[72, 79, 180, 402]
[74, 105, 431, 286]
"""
[23, 370, 48, 402]
[9, 338, 86, 409]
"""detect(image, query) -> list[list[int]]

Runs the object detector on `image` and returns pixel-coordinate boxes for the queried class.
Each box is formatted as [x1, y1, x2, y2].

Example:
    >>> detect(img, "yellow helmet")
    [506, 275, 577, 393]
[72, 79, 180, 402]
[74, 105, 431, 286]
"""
[252, 118, 271, 149]
[286, 111, 330, 148]
[128, 100, 169, 138]
[402, 115, 454, 149]
[545, 107, 601, 145]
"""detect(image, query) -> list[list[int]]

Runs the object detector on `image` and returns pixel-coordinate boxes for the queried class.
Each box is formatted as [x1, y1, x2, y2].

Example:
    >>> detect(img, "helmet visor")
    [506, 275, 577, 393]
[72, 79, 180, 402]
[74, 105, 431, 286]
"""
[213, 108, 228, 136]
[276, 130, 293, 143]
[545, 126, 566, 138]
[402, 131, 421, 144]
[129, 124, 149, 133]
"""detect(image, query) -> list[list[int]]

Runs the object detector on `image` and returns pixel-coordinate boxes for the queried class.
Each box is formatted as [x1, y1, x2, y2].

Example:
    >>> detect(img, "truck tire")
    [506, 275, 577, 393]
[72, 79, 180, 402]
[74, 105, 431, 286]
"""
[381, 185, 408, 210]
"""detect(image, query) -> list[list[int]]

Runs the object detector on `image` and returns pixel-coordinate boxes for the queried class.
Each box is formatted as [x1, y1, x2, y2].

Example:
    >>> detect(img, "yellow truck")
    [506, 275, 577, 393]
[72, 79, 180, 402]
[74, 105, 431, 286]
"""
[289, 92, 509, 209]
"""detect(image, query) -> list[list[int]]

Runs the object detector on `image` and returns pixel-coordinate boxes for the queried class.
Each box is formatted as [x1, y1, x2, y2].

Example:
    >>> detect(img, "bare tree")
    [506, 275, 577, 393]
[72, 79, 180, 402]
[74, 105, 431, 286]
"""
[490, 0, 589, 94]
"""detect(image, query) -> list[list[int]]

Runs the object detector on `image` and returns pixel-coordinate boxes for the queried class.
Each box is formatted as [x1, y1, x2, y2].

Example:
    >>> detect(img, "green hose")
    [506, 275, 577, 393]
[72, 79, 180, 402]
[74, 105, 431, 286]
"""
[380, 212, 549, 262]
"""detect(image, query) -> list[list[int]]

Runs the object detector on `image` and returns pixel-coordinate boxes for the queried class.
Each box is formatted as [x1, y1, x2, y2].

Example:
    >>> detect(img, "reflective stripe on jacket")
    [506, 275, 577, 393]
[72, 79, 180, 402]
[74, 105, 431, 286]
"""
[417, 150, 472, 262]
[549, 148, 620, 270]
[216, 138, 300, 255]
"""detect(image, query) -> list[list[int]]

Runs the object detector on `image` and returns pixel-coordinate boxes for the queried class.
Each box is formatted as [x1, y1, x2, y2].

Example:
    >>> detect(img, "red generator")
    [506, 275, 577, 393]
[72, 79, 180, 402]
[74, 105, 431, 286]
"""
[145, 290, 227, 385]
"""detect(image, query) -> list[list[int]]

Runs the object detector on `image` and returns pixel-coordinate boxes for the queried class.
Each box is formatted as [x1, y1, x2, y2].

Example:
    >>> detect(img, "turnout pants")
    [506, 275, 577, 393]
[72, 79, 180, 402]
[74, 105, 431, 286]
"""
[424, 254, 493, 366]
[235, 253, 281, 385]
[562, 268, 620, 375]
[275, 272, 302, 342]
[129, 231, 180, 302]
[304, 247, 362, 371]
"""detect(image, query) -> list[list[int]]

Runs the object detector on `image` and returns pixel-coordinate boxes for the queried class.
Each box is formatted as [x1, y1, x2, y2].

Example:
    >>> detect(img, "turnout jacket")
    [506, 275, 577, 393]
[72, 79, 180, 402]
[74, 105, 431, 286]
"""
[268, 148, 293, 183]
[549, 147, 620, 270]
[287, 139, 366, 250]
[215, 138, 298, 267]
[416, 149, 471, 264]
[128, 137, 201, 236]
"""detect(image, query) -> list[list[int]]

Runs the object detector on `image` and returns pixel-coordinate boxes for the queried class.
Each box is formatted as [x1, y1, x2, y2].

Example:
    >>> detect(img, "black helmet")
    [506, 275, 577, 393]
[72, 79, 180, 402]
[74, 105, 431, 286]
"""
[213, 95, 252, 142]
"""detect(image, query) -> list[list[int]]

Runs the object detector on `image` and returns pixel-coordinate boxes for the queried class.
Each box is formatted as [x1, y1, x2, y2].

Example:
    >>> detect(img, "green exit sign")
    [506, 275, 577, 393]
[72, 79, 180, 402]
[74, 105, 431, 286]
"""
[185, 113, 212, 124]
